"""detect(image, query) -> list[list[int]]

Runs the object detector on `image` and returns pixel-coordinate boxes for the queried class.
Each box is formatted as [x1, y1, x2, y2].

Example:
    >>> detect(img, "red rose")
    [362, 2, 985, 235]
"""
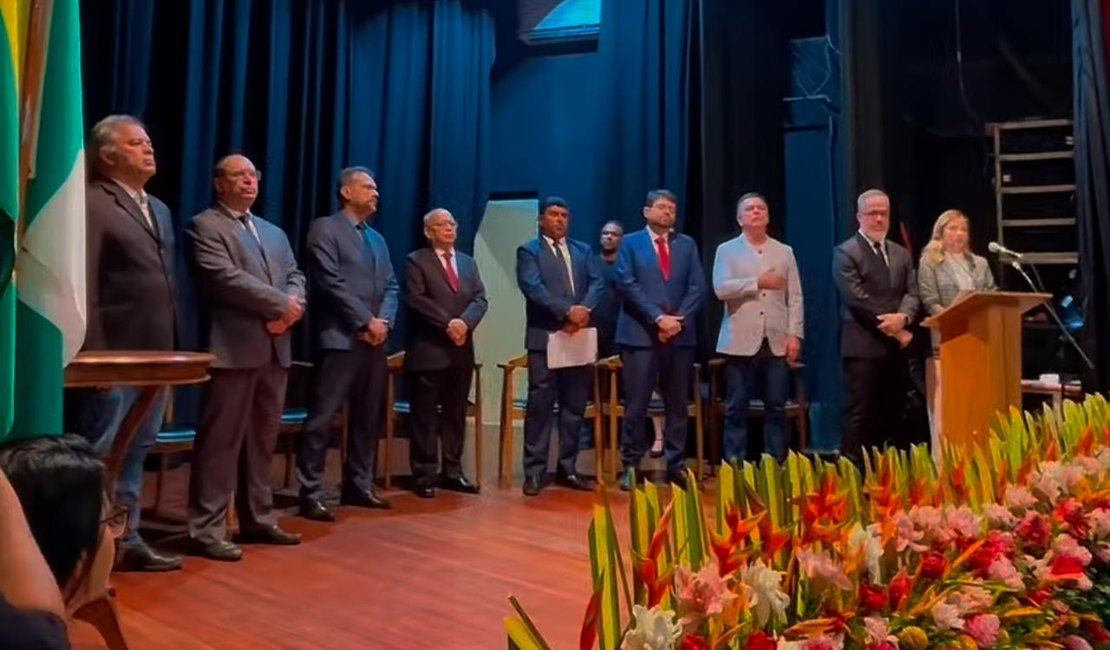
[859, 581, 887, 612]
[744, 631, 777, 650]
[1028, 587, 1052, 606]
[1051, 555, 1087, 578]
[1055, 499, 1091, 538]
[681, 634, 711, 650]
[1084, 620, 1110, 643]
[1016, 513, 1052, 554]
[920, 552, 947, 580]
[888, 571, 912, 610]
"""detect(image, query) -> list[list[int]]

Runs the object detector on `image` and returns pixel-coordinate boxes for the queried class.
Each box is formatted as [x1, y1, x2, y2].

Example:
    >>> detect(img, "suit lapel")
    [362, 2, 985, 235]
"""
[103, 181, 159, 243]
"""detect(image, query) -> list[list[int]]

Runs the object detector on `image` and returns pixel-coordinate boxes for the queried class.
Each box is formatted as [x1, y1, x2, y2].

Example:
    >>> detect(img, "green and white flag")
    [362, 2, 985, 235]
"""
[11, 0, 85, 440]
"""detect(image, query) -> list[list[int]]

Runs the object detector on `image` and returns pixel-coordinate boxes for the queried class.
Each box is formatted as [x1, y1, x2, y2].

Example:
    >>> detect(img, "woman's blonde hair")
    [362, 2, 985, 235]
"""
[922, 209, 969, 267]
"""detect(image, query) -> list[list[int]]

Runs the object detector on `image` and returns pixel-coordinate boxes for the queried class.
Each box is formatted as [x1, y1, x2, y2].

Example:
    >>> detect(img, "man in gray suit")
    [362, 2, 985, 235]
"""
[186, 154, 306, 561]
[833, 189, 920, 462]
[712, 193, 803, 462]
[68, 115, 182, 572]
[297, 167, 397, 520]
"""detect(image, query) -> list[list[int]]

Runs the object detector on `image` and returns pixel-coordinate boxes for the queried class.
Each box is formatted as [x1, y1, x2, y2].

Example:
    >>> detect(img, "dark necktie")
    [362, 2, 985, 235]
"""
[872, 240, 888, 267]
[442, 251, 460, 293]
[551, 239, 573, 296]
[239, 215, 272, 283]
[356, 222, 378, 274]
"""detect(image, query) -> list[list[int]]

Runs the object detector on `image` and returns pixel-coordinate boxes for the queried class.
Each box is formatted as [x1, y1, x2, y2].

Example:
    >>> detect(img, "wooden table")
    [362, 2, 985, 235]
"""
[1021, 378, 1083, 421]
[65, 350, 214, 650]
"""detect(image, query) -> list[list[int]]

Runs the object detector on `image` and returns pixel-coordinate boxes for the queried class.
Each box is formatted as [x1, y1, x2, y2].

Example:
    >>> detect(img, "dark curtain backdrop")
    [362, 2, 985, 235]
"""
[1074, 0, 1110, 391]
[80, 0, 495, 421]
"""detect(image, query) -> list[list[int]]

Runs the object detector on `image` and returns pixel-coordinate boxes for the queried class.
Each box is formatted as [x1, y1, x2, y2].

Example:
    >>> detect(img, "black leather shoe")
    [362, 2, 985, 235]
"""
[618, 468, 635, 492]
[440, 475, 480, 495]
[522, 474, 543, 496]
[299, 497, 335, 522]
[115, 539, 183, 572]
[414, 485, 436, 499]
[340, 487, 392, 510]
[193, 539, 243, 562]
[555, 473, 594, 492]
[667, 470, 689, 490]
[237, 525, 302, 546]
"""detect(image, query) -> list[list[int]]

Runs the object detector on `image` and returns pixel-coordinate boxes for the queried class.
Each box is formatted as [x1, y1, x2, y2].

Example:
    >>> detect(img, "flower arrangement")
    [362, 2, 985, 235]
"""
[505, 395, 1110, 649]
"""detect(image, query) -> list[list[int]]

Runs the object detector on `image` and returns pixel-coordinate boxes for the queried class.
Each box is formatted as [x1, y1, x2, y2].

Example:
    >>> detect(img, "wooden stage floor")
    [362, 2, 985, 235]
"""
[69, 439, 665, 649]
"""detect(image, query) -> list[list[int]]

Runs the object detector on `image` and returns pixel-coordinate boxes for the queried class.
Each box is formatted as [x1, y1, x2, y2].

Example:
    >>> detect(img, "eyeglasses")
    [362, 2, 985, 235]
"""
[225, 169, 262, 181]
[100, 503, 129, 537]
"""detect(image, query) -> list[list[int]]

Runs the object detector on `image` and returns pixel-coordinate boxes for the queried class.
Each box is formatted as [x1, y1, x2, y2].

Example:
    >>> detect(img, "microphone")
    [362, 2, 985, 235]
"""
[988, 241, 1024, 260]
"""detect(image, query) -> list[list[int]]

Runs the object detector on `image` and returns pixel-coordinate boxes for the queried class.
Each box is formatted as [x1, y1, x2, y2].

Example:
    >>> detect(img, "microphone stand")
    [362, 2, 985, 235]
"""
[1008, 257, 1095, 371]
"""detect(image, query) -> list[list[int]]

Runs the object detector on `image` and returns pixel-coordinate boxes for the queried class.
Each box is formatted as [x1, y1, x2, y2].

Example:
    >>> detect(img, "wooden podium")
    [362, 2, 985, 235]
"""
[922, 291, 1049, 446]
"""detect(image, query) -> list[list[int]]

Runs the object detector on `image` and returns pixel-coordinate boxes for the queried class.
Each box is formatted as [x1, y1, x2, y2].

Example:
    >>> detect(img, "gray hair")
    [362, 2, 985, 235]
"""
[856, 188, 889, 212]
[213, 154, 253, 178]
[422, 208, 453, 227]
[88, 115, 145, 170]
[336, 166, 374, 204]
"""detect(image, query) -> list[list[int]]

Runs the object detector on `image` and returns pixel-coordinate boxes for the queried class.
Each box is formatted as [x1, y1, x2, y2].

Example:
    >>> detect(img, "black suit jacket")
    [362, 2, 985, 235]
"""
[403, 247, 488, 372]
[832, 233, 920, 358]
[83, 178, 178, 351]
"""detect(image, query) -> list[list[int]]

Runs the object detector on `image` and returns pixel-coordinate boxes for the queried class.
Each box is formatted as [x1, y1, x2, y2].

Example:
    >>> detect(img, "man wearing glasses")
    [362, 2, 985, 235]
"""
[832, 189, 920, 464]
[185, 155, 306, 561]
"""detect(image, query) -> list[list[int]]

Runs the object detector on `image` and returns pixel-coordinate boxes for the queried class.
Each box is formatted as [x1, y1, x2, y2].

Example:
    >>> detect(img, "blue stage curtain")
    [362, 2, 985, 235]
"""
[79, 0, 496, 421]
[1074, 0, 1110, 390]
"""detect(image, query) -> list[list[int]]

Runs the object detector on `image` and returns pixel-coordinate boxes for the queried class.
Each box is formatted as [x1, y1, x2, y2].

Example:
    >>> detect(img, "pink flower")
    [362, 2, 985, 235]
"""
[966, 613, 1000, 647]
[1056, 499, 1091, 538]
[798, 550, 853, 592]
[1087, 508, 1110, 539]
[1062, 636, 1094, 650]
[891, 513, 926, 553]
[802, 636, 842, 650]
[986, 557, 1024, 590]
[1004, 485, 1038, 510]
[949, 585, 993, 614]
[674, 564, 736, 627]
[930, 602, 964, 631]
[863, 616, 896, 646]
[1053, 534, 1094, 567]
[1016, 512, 1052, 553]
[983, 503, 1018, 528]
[943, 505, 981, 541]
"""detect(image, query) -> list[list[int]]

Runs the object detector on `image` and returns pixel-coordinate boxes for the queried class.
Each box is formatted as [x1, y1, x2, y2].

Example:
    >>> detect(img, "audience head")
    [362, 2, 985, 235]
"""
[336, 167, 378, 220]
[923, 209, 971, 266]
[736, 192, 769, 234]
[538, 197, 570, 241]
[856, 189, 890, 241]
[423, 208, 458, 249]
[599, 220, 624, 254]
[643, 189, 677, 233]
[89, 115, 156, 188]
[0, 435, 120, 615]
[213, 154, 260, 213]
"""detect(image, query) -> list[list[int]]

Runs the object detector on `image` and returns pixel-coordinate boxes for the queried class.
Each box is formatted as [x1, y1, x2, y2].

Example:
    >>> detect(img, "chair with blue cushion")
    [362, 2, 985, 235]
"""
[596, 355, 705, 485]
[706, 357, 809, 467]
[151, 390, 197, 514]
[382, 351, 483, 490]
[276, 360, 349, 488]
[496, 353, 603, 489]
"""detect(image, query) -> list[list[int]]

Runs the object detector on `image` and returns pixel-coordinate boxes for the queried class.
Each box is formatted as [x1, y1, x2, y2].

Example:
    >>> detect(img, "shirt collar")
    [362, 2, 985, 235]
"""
[541, 234, 563, 247]
[219, 202, 251, 220]
[111, 179, 147, 205]
[434, 246, 456, 257]
[646, 227, 672, 242]
[858, 229, 885, 249]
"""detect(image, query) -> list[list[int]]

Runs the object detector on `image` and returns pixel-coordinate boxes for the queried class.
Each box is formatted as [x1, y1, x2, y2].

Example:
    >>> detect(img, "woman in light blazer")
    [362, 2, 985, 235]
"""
[918, 209, 997, 446]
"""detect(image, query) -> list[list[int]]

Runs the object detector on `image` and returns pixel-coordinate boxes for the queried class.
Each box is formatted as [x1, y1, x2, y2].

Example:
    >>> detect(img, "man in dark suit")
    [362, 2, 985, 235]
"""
[68, 115, 182, 572]
[185, 154, 306, 561]
[296, 167, 397, 521]
[404, 208, 487, 498]
[516, 198, 605, 496]
[833, 189, 921, 462]
[615, 189, 706, 491]
[594, 220, 625, 358]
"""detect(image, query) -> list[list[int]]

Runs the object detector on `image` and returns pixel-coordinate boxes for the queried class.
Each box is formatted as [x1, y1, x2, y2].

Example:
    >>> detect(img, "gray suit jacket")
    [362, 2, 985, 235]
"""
[712, 235, 803, 356]
[918, 252, 997, 316]
[186, 206, 306, 370]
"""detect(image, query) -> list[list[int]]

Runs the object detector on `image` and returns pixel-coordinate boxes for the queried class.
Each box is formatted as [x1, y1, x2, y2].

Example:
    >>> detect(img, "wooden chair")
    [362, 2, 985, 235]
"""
[595, 356, 705, 484]
[382, 351, 483, 489]
[150, 389, 196, 514]
[706, 358, 809, 466]
[496, 354, 603, 488]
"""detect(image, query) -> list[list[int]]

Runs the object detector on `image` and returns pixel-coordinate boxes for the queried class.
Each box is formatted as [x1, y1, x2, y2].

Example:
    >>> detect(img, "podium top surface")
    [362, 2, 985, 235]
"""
[922, 291, 1051, 329]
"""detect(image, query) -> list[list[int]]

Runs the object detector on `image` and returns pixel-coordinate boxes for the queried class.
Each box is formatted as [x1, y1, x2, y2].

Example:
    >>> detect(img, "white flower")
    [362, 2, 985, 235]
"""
[931, 601, 965, 631]
[944, 505, 981, 539]
[621, 605, 681, 650]
[740, 560, 789, 628]
[851, 525, 884, 583]
[863, 616, 896, 645]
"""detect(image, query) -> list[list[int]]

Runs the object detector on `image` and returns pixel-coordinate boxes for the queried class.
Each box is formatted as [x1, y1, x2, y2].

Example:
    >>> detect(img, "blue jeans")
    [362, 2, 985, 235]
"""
[723, 340, 790, 462]
[69, 387, 167, 544]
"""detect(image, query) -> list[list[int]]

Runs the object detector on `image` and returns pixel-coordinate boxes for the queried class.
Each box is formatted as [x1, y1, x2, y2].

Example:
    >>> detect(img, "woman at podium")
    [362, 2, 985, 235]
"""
[918, 209, 997, 442]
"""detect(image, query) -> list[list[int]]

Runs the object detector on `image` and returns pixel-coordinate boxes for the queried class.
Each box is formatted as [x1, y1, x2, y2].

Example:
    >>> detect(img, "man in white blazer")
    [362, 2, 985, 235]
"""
[712, 193, 804, 462]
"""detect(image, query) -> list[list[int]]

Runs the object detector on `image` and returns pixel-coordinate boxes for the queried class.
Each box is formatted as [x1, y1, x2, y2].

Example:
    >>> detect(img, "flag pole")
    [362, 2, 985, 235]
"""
[17, 0, 51, 244]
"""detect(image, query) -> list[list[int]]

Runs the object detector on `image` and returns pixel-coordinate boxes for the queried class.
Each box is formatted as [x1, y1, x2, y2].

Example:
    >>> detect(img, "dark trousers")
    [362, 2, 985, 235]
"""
[296, 344, 387, 500]
[841, 353, 910, 460]
[409, 362, 472, 486]
[723, 339, 790, 462]
[620, 346, 693, 473]
[523, 352, 590, 479]
[188, 360, 287, 544]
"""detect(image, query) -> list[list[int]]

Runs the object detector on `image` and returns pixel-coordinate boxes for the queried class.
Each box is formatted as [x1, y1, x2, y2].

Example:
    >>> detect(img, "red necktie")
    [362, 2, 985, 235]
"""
[655, 236, 671, 281]
[443, 251, 460, 293]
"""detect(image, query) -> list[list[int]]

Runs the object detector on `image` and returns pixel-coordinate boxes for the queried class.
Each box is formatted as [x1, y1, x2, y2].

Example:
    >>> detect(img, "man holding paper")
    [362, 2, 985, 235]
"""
[516, 197, 605, 496]
[615, 189, 707, 491]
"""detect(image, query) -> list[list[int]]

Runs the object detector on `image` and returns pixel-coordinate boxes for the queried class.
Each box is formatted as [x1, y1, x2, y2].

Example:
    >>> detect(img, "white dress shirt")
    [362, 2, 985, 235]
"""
[541, 235, 575, 294]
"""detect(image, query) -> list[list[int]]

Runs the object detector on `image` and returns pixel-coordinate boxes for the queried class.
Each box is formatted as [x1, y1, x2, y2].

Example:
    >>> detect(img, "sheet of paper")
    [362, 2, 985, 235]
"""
[547, 327, 598, 369]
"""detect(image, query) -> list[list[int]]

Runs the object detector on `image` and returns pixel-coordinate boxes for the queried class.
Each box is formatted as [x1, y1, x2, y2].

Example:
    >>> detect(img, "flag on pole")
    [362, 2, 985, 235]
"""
[11, 0, 85, 439]
[0, 0, 23, 438]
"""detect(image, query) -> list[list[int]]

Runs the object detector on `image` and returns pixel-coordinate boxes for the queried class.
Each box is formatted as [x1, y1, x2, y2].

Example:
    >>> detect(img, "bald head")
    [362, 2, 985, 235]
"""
[213, 155, 260, 212]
